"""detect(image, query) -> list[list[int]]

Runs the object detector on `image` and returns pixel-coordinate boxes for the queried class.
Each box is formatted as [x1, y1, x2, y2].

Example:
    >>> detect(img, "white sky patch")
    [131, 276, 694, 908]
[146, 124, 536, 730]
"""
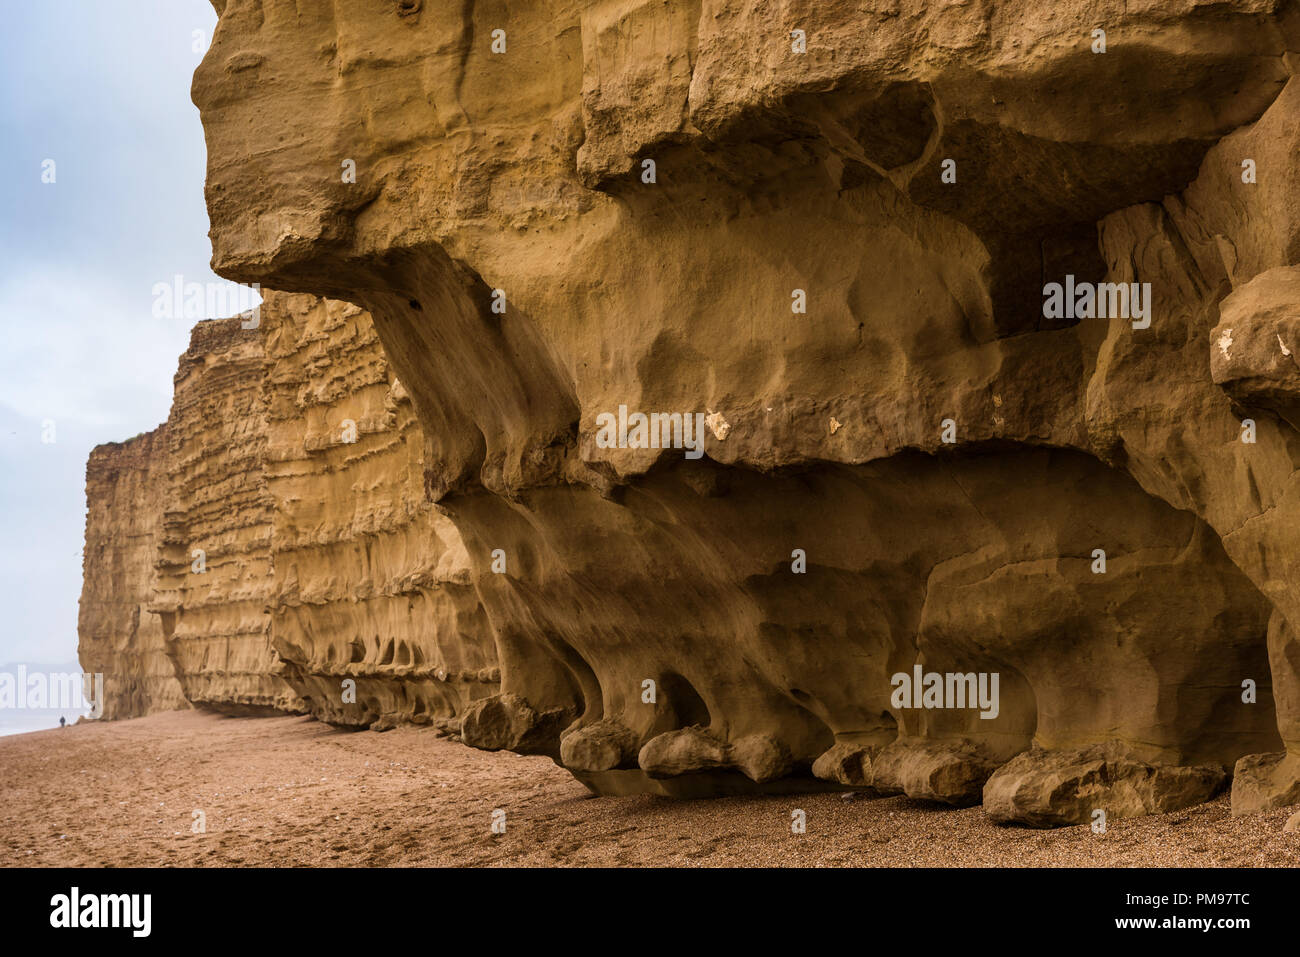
[0, 266, 192, 430]
[0, 0, 221, 666]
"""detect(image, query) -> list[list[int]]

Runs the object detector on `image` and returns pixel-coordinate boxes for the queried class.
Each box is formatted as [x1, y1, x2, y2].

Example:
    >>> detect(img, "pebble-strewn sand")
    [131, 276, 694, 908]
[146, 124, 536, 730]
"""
[1, 710, 1296, 867]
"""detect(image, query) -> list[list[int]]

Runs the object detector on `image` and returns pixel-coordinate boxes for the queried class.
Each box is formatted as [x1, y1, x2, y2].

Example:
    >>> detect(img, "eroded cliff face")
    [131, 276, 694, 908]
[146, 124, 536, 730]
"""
[259, 292, 498, 728]
[78, 430, 189, 720]
[80, 293, 500, 728]
[148, 317, 303, 715]
[170, 0, 1300, 822]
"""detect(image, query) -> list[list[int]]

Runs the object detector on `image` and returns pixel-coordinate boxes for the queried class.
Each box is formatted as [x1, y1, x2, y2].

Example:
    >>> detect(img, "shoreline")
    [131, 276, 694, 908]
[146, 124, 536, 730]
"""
[1, 710, 1296, 867]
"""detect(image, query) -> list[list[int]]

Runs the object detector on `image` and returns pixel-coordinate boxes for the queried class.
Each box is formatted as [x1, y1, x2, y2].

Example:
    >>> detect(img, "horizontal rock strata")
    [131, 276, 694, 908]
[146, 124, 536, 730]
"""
[81, 294, 500, 728]
[259, 292, 498, 728]
[148, 317, 302, 715]
[77, 429, 189, 719]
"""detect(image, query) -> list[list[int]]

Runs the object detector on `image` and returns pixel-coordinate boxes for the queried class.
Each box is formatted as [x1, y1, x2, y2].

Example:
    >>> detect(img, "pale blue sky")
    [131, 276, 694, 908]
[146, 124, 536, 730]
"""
[0, 1, 246, 665]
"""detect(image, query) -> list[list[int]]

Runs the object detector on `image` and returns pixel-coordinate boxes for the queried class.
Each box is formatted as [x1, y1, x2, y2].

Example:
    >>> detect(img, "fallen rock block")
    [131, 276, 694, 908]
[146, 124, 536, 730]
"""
[636, 727, 793, 783]
[638, 726, 729, 778]
[872, 738, 997, 806]
[1230, 751, 1300, 815]
[560, 720, 640, 772]
[984, 744, 1227, 827]
[811, 741, 880, 787]
[459, 693, 568, 757]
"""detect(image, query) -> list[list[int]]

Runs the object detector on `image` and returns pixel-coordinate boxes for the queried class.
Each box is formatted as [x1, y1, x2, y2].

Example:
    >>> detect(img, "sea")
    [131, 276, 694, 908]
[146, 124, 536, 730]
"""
[0, 710, 86, 737]
[0, 661, 94, 736]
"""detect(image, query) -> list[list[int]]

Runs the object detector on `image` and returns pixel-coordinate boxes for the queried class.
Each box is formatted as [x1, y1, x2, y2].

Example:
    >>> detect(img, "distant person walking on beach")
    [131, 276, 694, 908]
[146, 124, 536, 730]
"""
[59, 717, 66, 728]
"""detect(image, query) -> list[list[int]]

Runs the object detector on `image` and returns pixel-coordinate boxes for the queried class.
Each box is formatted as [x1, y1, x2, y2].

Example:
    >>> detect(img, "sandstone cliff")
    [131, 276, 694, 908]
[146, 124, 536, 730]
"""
[148, 317, 302, 715]
[78, 429, 189, 719]
[79, 293, 499, 729]
[259, 292, 498, 728]
[82, 0, 1300, 826]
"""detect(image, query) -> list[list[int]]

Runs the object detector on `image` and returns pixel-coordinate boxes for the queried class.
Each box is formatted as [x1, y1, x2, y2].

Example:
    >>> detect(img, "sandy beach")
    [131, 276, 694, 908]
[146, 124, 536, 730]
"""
[0, 710, 1295, 867]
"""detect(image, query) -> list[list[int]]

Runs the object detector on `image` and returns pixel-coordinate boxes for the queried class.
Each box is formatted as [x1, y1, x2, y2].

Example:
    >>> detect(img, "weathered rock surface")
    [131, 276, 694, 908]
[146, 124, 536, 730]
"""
[1231, 751, 1300, 814]
[1211, 266, 1300, 431]
[634, 726, 794, 783]
[77, 430, 189, 719]
[872, 738, 1000, 807]
[80, 293, 501, 727]
[560, 719, 641, 772]
[811, 741, 879, 789]
[460, 692, 565, 755]
[80, 0, 1300, 823]
[984, 744, 1228, 827]
[259, 292, 498, 728]
[148, 317, 302, 715]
